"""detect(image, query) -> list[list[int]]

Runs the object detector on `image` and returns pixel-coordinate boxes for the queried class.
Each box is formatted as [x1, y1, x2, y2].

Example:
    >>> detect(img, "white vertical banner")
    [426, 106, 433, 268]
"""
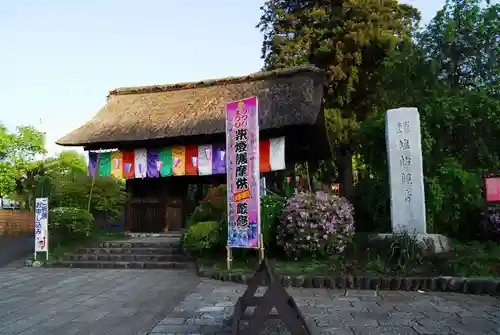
[34, 198, 49, 260]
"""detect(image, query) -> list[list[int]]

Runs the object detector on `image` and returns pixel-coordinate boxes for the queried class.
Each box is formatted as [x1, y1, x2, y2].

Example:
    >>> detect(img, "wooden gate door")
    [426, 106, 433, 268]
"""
[127, 197, 165, 233]
[165, 198, 183, 231]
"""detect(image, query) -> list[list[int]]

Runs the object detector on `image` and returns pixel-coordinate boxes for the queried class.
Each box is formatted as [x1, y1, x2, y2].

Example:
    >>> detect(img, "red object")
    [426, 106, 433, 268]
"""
[259, 140, 271, 173]
[185, 145, 199, 176]
[122, 151, 135, 179]
[485, 177, 500, 201]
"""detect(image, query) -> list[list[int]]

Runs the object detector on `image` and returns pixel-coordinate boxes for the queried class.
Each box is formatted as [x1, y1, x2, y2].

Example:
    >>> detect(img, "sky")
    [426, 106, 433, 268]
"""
[0, 0, 470, 158]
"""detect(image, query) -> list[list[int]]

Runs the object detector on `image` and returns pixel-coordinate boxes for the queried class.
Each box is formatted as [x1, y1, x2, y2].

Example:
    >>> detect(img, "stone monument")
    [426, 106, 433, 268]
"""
[385, 107, 426, 234]
[373, 107, 451, 254]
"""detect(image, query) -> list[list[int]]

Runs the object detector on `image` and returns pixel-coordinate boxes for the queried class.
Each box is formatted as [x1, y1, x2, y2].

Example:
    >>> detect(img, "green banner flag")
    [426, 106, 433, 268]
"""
[159, 147, 172, 177]
[98, 152, 111, 177]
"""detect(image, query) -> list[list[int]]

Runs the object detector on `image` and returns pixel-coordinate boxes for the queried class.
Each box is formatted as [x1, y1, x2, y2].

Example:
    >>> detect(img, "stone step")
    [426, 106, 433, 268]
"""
[125, 232, 183, 238]
[51, 260, 195, 269]
[96, 241, 180, 249]
[78, 247, 182, 254]
[64, 254, 192, 262]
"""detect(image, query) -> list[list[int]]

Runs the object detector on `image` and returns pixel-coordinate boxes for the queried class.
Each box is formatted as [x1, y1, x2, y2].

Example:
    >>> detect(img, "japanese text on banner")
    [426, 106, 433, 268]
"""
[35, 198, 49, 252]
[226, 97, 260, 249]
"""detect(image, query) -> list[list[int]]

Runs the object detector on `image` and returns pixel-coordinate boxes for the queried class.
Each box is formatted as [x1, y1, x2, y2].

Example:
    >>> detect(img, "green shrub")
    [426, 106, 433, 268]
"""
[187, 185, 228, 228]
[49, 207, 95, 241]
[182, 221, 219, 256]
[260, 194, 285, 249]
[187, 201, 213, 228]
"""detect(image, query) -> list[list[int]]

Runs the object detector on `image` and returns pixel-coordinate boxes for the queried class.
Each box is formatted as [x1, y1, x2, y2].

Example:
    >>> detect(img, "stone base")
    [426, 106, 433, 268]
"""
[370, 233, 452, 254]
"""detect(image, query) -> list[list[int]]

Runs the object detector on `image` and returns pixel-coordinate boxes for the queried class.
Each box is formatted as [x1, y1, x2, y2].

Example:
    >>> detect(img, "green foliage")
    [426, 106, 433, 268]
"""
[44, 151, 87, 181]
[258, 0, 420, 147]
[260, 194, 285, 248]
[386, 231, 423, 273]
[50, 175, 127, 220]
[187, 201, 213, 228]
[187, 185, 227, 229]
[419, 0, 500, 93]
[277, 191, 355, 259]
[182, 221, 219, 256]
[49, 207, 95, 241]
[0, 123, 46, 197]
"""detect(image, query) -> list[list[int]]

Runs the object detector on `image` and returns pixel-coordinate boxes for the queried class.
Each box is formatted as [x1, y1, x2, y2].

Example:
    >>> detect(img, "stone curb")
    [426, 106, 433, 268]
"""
[196, 264, 500, 296]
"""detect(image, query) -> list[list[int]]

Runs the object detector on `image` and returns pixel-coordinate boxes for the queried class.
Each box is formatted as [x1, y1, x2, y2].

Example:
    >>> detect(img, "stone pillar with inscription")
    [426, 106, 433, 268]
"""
[385, 107, 426, 234]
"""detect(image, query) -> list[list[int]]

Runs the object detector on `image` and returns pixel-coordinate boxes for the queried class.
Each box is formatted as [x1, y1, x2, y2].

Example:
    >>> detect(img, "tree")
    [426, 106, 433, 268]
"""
[50, 175, 127, 220]
[43, 151, 87, 181]
[257, 0, 420, 197]
[0, 122, 45, 198]
[419, 0, 500, 94]
[14, 150, 87, 209]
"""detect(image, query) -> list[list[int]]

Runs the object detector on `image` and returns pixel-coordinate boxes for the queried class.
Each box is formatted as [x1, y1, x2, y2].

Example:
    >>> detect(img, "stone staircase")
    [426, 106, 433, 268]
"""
[52, 232, 195, 270]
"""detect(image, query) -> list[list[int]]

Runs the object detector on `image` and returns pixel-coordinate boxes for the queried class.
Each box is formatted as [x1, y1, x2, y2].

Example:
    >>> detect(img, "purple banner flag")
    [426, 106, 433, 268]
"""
[88, 152, 98, 177]
[225, 97, 260, 249]
[147, 151, 160, 178]
[212, 143, 226, 174]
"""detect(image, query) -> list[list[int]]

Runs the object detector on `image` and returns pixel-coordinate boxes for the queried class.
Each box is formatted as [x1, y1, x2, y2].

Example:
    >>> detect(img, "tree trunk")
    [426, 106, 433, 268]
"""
[338, 151, 354, 200]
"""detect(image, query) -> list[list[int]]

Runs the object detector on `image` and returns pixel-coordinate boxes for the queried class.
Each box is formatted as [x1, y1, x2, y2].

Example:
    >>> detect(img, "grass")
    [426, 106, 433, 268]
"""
[198, 236, 500, 279]
[38, 230, 128, 263]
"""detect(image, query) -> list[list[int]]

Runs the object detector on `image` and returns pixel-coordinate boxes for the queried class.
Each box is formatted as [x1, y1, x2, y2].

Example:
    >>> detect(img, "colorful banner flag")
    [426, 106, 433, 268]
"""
[185, 145, 198, 176]
[270, 137, 286, 171]
[122, 151, 135, 179]
[110, 151, 123, 179]
[88, 152, 98, 177]
[87, 138, 286, 180]
[171, 146, 186, 176]
[147, 150, 160, 178]
[212, 143, 226, 174]
[198, 144, 212, 176]
[225, 96, 260, 249]
[259, 140, 271, 173]
[134, 149, 147, 178]
[159, 147, 172, 177]
[98, 152, 111, 177]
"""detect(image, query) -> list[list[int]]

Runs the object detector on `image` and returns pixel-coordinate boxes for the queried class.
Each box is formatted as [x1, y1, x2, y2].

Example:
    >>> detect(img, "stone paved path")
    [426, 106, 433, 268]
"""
[0, 268, 499, 335]
[0, 268, 200, 335]
[149, 280, 500, 335]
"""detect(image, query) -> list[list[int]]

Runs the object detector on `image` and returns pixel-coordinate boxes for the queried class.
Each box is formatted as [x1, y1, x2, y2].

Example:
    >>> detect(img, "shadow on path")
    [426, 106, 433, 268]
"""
[0, 234, 33, 267]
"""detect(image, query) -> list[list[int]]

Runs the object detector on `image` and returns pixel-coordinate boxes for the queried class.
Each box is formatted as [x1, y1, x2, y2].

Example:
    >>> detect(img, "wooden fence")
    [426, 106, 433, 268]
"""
[0, 210, 34, 235]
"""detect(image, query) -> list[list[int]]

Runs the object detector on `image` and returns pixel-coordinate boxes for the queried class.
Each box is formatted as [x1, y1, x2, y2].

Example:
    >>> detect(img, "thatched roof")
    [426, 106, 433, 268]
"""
[56, 65, 325, 147]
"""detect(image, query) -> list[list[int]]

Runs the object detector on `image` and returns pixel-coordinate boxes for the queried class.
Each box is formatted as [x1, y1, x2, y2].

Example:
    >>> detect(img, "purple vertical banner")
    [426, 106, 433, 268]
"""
[225, 96, 260, 249]
[88, 152, 98, 177]
[212, 143, 226, 174]
[147, 150, 160, 178]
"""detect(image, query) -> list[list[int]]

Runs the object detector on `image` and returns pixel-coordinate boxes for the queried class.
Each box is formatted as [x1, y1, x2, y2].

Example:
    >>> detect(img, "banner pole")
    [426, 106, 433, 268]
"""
[226, 246, 232, 271]
[259, 233, 265, 264]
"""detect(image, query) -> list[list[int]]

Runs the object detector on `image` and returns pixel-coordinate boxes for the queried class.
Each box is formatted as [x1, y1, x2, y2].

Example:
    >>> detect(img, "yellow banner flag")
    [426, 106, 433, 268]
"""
[171, 146, 186, 176]
[110, 151, 123, 179]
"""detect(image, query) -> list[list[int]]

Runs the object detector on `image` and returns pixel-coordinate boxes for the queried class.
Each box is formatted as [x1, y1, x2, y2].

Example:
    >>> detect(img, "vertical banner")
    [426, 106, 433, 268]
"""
[226, 97, 260, 249]
[185, 145, 199, 176]
[34, 198, 49, 259]
[172, 146, 186, 176]
[198, 145, 213, 176]
[110, 151, 123, 179]
[88, 152, 98, 177]
[122, 151, 135, 179]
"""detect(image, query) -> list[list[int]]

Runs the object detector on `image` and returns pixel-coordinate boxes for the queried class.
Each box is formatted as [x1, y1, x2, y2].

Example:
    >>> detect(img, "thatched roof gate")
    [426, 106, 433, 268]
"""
[57, 65, 328, 162]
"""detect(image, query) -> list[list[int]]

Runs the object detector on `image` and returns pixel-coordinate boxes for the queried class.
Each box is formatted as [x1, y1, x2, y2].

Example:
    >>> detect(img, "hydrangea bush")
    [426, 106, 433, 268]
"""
[276, 191, 355, 259]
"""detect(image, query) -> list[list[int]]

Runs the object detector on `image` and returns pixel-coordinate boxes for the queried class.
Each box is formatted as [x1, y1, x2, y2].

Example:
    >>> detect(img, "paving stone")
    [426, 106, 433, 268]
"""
[147, 279, 500, 335]
[1, 268, 500, 335]
[0, 268, 200, 335]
